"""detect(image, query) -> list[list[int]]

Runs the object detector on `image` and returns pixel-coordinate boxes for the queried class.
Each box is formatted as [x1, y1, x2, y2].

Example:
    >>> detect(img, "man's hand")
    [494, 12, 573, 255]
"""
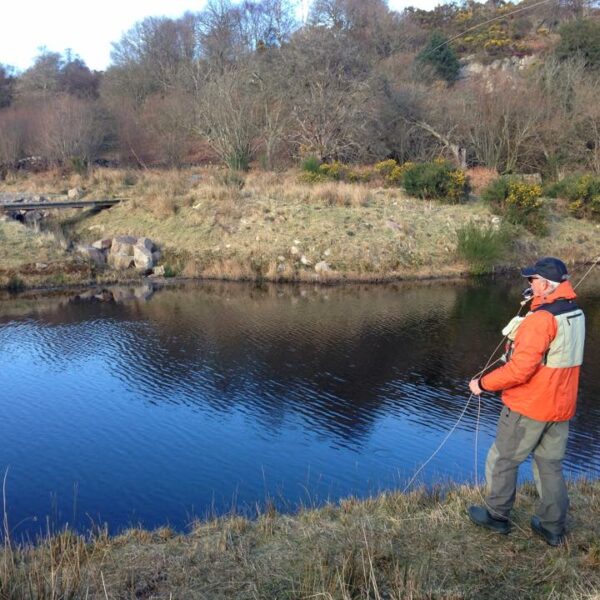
[469, 378, 483, 396]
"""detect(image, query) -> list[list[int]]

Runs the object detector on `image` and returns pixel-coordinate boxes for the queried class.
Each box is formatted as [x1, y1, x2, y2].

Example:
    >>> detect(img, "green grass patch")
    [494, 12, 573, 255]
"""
[456, 222, 511, 275]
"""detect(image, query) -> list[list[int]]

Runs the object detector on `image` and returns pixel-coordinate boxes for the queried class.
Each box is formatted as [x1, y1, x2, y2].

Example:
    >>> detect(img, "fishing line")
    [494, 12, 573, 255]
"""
[402, 302, 525, 494]
[429, 0, 558, 54]
[471, 258, 598, 533]
[573, 255, 600, 291]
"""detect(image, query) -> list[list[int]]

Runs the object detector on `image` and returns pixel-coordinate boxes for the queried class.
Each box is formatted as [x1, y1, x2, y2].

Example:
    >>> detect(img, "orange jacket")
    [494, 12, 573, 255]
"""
[480, 281, 584, 422]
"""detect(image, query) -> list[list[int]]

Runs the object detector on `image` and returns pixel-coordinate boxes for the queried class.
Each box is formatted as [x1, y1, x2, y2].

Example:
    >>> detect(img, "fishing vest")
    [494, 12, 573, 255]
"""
[534, 299, 585, 367]
[501, 299, 585, 367]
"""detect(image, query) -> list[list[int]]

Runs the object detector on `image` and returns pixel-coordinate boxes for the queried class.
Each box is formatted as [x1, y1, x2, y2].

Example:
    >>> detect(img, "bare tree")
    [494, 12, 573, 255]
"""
[0, 106, 30, 166]
[35, 96, 105, 166]
[195, 66, 261, 170]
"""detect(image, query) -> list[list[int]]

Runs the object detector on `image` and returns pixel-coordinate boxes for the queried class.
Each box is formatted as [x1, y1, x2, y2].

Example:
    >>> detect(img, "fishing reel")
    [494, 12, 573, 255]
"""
[521, 286, 534, 304]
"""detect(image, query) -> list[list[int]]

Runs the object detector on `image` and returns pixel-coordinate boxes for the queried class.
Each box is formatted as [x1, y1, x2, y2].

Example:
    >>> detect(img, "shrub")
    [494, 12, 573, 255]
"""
[216, 170, 246, 189]
[374, 159, 398, 178]
[456, 222, 510, 275]
[557, 19, 600, 70]
[318, 161, 347, 181]
[543, 175, 581, 199]
[301, 155, 321, 174]
[121, 171, 138, 186]
[481, 176, 512, 205]
[567, 174, 600, 221]
[482, 176, 545, 234]
[402, 161, 470, 203]
[375, 160, 414, 187]
[298, 161, 371, 184]
[417, 32, 460, 83]
[467, 167, 499, 196]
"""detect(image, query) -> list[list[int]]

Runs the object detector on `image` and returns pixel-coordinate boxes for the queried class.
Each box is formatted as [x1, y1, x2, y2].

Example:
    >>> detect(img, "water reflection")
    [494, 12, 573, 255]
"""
[0, 274, 599, 537]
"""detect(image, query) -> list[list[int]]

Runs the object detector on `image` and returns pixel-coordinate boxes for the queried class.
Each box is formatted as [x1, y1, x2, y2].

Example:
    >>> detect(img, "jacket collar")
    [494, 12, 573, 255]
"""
[531, 280, 577, 310]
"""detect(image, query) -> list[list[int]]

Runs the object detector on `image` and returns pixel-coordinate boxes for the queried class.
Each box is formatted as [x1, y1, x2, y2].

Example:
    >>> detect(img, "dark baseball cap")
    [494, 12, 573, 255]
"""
[521, 257, 569, 283]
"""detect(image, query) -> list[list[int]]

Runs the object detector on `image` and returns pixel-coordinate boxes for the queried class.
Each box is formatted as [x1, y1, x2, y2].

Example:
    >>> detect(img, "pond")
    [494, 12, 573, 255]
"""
[1, 272, 599, 539]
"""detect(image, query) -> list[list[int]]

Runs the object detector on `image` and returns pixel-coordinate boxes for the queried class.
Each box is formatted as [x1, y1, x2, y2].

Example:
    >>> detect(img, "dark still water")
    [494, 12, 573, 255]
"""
[1, 273, 599, 539]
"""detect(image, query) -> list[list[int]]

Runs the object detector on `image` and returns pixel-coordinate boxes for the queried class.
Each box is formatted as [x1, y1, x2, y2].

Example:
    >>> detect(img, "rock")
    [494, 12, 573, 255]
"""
[92, 238, 112, 251]
[315, 261, 330, 273]
[133, 246, 154, 271]
[323, 249, 331, 257]
[520, 173, 542, 185]
[108, 252, 135, 270]
[277, 263, 286, 273]
[151, 250, 162, 264]
[136, 237, 154, 251]
[23, 210, 43, 224]
[290, 246, 299, 255]
[35, 262, 48, 270]
[152, 265, 165, 277]
[293, 239, 301, 245]
[67, 187, 83, 200]
[77, 245, 107, 266]
[277, 255, 285, 262]
[112, 235, 138, 255]
[300, 255, 312, 266]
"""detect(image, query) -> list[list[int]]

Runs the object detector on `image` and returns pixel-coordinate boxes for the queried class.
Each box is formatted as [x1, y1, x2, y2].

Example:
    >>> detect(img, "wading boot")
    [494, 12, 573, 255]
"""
[530, 516, 566, 547]
[468, 505, 510, 535]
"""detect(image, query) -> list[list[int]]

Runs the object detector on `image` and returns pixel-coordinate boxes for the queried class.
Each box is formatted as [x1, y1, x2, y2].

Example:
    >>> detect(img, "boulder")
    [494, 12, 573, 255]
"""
[151, 250, 162, 264]
[152, 265, 165, 277]
[315, 261, 330, 273]
[77, 245, 107, 266]
[300, 255, 312, 266]
[92, 238, 112, 251]
[133, 246, 154, 271]
[23, 210, 43, 224]
[136, 237, 154, 251]
[108, 252, 135, 270]
[67, 187, 83, 200]
[520, 173, 542, 185]
[112, 235, 138, 255]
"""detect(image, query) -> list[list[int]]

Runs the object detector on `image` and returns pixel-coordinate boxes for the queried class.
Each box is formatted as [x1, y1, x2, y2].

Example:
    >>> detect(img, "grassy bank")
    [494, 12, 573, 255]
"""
[2, 480, 599, 599]
[0, 168, 598, 290]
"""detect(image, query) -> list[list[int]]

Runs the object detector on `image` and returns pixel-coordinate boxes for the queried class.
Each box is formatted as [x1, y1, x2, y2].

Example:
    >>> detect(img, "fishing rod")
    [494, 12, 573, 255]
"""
[403, 254, 600, 495]
[428, 0, 558, 54]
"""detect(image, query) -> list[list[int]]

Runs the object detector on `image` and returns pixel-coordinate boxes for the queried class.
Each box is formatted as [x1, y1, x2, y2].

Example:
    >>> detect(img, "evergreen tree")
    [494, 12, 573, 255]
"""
[557, 19, 600, 70]
[418, 31, 460, 83]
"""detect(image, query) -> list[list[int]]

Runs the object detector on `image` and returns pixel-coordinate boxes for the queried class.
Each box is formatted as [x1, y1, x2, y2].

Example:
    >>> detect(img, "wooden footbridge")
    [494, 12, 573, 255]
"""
[0, 196, 123, 212]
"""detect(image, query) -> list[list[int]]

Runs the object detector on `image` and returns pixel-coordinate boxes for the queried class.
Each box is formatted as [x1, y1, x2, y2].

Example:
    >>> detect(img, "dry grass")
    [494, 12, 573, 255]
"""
[1, 167, 599, 289]
[1, 480, 599, 599]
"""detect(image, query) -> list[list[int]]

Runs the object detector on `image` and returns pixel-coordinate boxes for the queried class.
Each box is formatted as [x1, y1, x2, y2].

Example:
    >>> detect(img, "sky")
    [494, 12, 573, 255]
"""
[1, 0, 443, 73]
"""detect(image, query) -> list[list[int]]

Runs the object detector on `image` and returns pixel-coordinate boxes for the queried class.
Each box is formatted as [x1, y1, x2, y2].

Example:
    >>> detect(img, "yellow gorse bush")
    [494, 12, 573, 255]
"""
[374, 160, 415, 186]
[568, 175, 600, 220]
[506, 181, 543, 211]
[448, 169, 469, 203]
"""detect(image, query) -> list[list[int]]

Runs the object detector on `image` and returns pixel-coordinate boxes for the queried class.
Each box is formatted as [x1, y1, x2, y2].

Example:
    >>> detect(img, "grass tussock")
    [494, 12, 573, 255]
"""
[1, 167, 599, 289]
[1, 480, 599, 599]
[456, 222, 512, 275]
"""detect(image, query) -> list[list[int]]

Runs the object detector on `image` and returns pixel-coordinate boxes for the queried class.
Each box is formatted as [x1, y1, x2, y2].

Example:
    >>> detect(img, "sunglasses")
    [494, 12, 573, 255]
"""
[527, 276, 539, 283]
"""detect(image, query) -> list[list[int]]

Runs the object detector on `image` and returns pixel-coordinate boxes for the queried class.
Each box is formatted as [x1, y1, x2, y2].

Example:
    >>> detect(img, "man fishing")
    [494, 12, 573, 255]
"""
[467, 257, 585, 546]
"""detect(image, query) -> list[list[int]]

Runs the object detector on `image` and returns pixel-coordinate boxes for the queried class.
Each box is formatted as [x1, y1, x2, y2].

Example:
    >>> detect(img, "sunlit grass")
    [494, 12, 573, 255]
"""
[1, 480, 599, 598]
